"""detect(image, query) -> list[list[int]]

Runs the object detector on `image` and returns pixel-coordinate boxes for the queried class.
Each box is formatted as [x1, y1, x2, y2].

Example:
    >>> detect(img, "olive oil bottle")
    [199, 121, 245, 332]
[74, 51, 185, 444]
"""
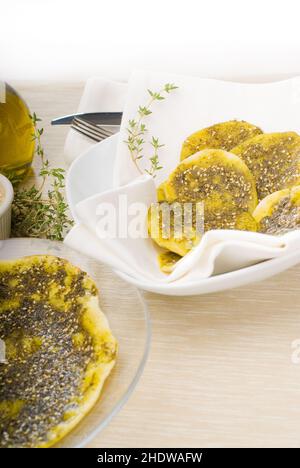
[0, 83, 35, 183]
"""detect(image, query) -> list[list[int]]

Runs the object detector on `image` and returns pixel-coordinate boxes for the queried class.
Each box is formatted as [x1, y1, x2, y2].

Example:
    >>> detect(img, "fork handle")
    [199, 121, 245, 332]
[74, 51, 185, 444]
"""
[51, 112, 123, 126]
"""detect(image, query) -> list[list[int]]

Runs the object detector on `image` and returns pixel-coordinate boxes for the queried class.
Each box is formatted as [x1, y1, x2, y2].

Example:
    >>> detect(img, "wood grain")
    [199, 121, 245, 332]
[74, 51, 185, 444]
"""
[12, 81, 300, 448]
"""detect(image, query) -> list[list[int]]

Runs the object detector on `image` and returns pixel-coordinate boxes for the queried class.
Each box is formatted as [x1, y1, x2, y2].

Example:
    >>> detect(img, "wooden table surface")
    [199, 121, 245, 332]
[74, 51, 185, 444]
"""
[13, 81, 300, 448]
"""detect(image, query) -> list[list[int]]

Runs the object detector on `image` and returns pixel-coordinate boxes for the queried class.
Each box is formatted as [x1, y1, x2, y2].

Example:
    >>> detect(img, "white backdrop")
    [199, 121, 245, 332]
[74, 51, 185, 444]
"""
[0, 0, 300, 82]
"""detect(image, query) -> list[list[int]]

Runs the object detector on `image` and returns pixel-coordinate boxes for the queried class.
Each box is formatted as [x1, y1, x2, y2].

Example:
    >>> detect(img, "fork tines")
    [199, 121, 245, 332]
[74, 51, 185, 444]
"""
[71, 117, 114, 142]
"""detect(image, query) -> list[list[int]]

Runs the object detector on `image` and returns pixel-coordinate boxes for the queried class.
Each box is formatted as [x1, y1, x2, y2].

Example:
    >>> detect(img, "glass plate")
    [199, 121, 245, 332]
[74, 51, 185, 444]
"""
[0, 238, 151, 448]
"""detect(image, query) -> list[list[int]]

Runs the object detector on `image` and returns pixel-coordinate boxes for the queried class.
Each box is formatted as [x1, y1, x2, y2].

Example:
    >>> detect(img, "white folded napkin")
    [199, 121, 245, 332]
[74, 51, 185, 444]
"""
[64, 71, 300, 285]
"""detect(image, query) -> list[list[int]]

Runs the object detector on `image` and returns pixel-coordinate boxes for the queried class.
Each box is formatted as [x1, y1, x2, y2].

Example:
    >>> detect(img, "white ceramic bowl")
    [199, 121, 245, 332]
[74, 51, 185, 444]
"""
[0, 174, 14, 240]
[66, 135, 300, 296]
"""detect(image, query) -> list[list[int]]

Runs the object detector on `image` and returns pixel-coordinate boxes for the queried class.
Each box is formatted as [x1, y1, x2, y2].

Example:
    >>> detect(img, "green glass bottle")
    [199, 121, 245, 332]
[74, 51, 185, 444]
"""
[0, 83, 35, 183]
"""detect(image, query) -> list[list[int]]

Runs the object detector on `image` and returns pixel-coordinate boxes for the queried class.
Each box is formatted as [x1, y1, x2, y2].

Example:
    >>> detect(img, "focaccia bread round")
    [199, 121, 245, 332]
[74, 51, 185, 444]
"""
[158, 251, 181, 274]
[0, 255, 117, 448]
[150, 149, 258, 256]
[163, 149, 257, 211]
[180, 120, 262, 161]
[148, 201, 203, 256]
[231, 132, 300, 200]
[253, 185, 300, 235]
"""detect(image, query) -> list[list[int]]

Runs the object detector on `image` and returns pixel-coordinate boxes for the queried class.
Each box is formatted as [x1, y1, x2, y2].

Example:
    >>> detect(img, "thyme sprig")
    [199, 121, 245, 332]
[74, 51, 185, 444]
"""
[124, 83, 178, 177]
[11, 113, 73, 240]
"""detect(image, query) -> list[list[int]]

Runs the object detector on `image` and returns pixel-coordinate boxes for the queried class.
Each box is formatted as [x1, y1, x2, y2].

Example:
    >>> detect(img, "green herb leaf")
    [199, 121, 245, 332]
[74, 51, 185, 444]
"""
[11, 115, 73, 241]
[125, 83, 178, 176]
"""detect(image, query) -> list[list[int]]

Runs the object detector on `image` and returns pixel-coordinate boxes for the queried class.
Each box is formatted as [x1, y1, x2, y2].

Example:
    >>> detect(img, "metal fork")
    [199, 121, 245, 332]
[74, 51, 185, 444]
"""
[71, 116, 115, 142]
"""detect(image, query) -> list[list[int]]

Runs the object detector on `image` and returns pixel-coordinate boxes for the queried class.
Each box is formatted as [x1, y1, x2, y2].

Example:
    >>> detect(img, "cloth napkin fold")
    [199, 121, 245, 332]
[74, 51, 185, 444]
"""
[64, 72, 300, 285]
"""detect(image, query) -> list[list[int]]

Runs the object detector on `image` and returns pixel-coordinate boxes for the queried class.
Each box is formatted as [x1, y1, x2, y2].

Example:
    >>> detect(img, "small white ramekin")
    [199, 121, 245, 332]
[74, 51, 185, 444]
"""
[0, 174, 14, 240]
